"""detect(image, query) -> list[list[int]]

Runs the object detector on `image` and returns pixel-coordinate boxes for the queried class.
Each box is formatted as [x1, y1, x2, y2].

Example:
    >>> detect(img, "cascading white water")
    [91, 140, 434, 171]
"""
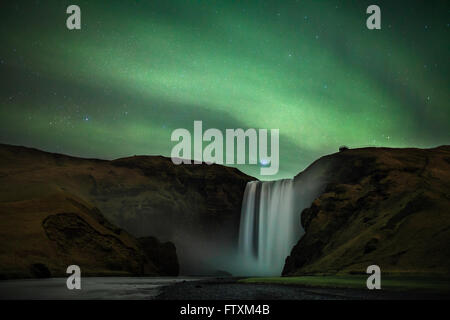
[238, 179, 303, 275]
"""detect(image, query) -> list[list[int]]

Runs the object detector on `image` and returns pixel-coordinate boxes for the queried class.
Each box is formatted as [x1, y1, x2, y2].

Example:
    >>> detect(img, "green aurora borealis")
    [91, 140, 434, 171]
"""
[1, 0, 449, 179]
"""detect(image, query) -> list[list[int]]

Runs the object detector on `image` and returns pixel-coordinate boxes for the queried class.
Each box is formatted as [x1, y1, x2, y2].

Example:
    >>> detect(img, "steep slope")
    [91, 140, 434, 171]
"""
[0, 191, 178, 279]
[283, 146, 450, 276]
[0, 144, 254, 274]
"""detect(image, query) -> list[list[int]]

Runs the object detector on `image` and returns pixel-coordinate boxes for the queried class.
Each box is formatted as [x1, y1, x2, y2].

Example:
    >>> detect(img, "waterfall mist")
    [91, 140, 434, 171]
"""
[237, 180, 298, 275]
[165, 161, 328, 277]
[234, 169, 326, 276]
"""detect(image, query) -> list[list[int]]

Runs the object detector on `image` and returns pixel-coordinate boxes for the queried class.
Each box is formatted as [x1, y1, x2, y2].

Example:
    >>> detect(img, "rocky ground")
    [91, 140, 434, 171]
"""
[0, 277, 199, 299]
[2, 277, 446, 300]
[156, 277, 449, 300]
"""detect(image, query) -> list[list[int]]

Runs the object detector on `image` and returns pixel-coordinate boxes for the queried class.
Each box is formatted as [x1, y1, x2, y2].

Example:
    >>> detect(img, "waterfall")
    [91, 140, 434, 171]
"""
[238, 179, 303, 275]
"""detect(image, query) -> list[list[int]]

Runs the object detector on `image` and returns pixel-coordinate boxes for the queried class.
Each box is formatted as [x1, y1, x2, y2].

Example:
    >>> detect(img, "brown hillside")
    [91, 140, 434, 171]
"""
[283, 146, 450, 276]
[0, 191, 170, 279]
[0, 144, 253, 274]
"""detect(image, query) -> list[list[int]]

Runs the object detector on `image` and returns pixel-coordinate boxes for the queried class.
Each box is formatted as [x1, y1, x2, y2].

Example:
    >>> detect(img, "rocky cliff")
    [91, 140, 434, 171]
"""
[283, 146, 450, 276]
[0, 192, 178, 279]
[0, 144, 253, 275]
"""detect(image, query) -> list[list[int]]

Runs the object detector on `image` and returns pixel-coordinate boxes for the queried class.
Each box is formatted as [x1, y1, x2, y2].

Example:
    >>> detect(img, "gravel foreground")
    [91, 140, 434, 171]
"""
[156, 277, 450, 300]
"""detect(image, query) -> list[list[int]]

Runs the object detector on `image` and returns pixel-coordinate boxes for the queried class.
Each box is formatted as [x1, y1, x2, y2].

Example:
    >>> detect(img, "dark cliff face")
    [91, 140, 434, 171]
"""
[0, 144, 254, 275]
[107, 156, 254, 274]
[283, 146, 450, 276]
[138, 236, 179, 276]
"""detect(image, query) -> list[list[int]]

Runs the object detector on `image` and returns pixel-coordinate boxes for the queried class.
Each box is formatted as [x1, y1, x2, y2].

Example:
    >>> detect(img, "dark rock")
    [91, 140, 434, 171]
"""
[41, 211, 161, 276]
[213, 270, 233, 277]
[138, 236, 179, 276]
[364, 238, 379, 254]
[30, 263, 51, 278]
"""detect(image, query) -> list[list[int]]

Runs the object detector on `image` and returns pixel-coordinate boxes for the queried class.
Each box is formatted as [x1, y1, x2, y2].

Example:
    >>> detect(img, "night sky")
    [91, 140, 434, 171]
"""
[1, 0, 449, 179]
